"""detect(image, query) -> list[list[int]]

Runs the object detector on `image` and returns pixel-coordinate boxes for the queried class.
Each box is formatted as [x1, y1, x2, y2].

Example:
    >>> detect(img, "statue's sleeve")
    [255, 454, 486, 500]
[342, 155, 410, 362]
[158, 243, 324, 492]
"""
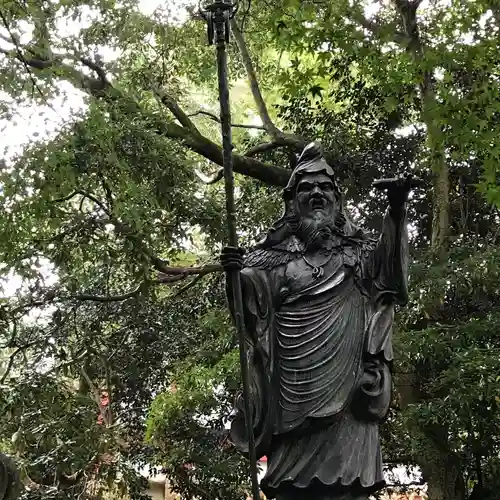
[361, 206, 409, 306]
[356, 207, 409, 421]
[227, 266, 280, 459]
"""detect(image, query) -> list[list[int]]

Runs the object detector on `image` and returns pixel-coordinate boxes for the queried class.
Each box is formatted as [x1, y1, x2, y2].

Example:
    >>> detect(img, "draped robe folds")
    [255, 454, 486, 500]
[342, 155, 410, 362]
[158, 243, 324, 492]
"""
[230, 208, 408, 498]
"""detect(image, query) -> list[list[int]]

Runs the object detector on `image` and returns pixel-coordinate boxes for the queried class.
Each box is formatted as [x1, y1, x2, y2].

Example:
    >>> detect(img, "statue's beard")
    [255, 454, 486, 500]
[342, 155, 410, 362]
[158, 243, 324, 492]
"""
[292, 212, 337, 251]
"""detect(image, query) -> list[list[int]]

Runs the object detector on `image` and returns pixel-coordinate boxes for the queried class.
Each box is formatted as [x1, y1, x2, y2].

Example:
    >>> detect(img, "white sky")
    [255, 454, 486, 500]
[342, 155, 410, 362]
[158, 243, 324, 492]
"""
[0, 0, 195, 164]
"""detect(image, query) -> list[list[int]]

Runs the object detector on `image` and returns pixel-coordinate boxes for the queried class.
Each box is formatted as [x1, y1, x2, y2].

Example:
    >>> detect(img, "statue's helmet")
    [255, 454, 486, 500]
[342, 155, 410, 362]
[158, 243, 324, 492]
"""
[283, 142, 341, 202]
[256, 141, 371, 248]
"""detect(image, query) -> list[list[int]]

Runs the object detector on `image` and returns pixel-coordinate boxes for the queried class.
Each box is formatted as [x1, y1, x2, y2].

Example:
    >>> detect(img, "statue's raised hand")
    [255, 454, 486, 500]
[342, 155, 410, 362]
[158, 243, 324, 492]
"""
[220, 246, 245, 272]
[373, 174, 423, 211]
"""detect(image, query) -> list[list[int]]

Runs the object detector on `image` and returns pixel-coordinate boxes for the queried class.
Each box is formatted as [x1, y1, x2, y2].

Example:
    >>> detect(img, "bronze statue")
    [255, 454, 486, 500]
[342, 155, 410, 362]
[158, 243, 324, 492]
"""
[0, 453, 20, 500]
[221, 142, 414, 500]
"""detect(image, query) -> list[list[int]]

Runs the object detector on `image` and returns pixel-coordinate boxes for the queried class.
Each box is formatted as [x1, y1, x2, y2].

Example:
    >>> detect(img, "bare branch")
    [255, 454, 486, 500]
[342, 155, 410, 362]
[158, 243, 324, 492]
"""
[70, 284, 143, 303]
[157, 263, 223, 282]
[188, 110, 266, 131]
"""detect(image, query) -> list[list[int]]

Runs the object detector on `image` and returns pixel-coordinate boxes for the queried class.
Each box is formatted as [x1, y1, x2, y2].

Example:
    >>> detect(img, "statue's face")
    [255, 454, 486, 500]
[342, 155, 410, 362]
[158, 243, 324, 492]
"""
[295, 173, 337, 220]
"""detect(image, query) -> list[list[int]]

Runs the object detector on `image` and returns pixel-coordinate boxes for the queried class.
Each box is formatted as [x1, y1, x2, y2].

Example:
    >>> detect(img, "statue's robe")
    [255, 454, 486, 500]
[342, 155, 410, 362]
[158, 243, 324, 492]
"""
[230, 208, 408, 499]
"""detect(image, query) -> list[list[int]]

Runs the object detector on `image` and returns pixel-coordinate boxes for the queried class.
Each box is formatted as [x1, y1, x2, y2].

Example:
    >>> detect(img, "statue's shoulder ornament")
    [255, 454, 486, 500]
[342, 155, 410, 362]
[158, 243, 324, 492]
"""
[244, 236, 304, 270]
[341, 234, 378, 268]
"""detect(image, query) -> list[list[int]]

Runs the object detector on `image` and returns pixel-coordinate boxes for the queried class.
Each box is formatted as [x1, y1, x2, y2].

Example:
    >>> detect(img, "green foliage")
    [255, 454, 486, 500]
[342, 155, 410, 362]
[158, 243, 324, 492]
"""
[145, 286, 249, 500]
[0, 0, 500, 499]
[387, 246, 500, 490]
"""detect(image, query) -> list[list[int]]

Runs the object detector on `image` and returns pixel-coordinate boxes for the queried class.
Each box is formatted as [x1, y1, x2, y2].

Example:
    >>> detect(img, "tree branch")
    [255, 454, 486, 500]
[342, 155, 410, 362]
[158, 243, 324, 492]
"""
[152, 117, 290, 185]
[0, 38, 110, 95]
[79, 364, 111, 426]
[0, 36, 291, 187]
[188, 110, 266, 130]
[0, 10, 48, 100]
[76, 189, 111, 216]
[67, 264, 223, 301]
[230, 19, 306, 151]
[230, 19, 281, 138]
[245, 141, 284, 157]
[172, 274, 205, 298]
[70, 285, 143, 303]
[153, 86, 200, 135]
[1, 340, 41, 383]
[157, 263, 223, 282]
[349, 10, 411, 45]
[48, 187, 226, 282]
[50, 191, 81, 204]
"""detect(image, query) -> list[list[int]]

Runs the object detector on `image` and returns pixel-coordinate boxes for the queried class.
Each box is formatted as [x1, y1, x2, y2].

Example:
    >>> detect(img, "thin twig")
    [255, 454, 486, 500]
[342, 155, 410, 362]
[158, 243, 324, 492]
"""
[172, 274, 205, 298]
[1, 340, 40, 383]
[0, 9, 53, 106]
[70, 284, 143, 302]
[188, 110, 266, 130]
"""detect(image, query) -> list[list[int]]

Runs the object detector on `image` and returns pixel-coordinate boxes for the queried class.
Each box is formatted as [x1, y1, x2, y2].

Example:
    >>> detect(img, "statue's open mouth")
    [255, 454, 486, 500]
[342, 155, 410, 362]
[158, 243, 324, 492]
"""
[310, 198, 325, 210]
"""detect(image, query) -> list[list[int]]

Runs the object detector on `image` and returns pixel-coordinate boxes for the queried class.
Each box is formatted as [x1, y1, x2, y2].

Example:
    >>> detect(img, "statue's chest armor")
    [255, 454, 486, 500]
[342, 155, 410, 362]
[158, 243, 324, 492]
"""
[281, 250, 355, 299]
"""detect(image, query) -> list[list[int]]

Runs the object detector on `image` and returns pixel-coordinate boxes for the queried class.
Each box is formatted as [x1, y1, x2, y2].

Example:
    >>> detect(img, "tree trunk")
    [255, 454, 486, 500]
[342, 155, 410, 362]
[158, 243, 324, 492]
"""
[392, 0, 451, 257]
[395, 372, 465, 500]
[421, 452, 466, 500]
[420, 79, 450, 259]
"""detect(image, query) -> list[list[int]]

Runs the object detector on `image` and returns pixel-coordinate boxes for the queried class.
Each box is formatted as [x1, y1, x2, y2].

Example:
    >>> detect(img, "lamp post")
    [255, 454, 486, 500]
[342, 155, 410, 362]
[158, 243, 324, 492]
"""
[198, 2, 260, 500]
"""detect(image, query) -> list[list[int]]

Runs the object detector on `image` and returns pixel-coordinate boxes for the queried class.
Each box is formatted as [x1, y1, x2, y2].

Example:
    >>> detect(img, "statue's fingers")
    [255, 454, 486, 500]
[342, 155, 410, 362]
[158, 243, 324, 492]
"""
[224, 258, 244, 269]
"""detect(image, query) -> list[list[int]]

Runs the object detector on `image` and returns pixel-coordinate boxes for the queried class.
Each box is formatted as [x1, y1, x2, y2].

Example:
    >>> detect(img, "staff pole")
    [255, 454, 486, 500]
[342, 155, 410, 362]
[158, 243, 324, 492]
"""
[199, 3, 260, 499]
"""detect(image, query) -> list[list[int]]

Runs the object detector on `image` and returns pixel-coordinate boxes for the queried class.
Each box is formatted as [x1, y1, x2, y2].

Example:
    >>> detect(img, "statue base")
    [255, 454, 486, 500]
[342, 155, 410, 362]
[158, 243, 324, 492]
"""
[275, 491, 369, 500]
[273, 483, 371, 500]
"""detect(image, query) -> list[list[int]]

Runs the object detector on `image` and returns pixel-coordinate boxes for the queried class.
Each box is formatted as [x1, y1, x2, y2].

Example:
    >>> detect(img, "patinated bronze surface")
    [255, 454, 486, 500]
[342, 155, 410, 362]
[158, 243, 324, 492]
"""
[221, 142, 413, 500]
[0, 453, 20, 500]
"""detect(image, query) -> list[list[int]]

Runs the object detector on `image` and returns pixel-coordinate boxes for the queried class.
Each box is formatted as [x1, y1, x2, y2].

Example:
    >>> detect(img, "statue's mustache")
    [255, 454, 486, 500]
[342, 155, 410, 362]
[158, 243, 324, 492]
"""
[295, 215, 336, 249]
[309, 195, 327, 210]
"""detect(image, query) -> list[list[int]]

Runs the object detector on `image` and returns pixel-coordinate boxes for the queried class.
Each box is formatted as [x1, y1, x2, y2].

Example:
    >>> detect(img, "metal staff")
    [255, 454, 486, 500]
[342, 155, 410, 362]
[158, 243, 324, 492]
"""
[199, 2, 260, 499]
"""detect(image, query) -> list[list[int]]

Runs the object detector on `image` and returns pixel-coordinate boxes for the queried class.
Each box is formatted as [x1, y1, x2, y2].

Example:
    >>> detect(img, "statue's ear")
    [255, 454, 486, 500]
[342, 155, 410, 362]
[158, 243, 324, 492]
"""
[282, 189, 296, 217]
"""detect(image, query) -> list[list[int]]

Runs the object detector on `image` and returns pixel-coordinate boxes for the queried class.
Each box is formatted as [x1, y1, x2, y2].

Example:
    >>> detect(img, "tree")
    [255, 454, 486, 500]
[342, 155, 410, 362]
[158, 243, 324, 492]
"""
[1, 1, 500, 499]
